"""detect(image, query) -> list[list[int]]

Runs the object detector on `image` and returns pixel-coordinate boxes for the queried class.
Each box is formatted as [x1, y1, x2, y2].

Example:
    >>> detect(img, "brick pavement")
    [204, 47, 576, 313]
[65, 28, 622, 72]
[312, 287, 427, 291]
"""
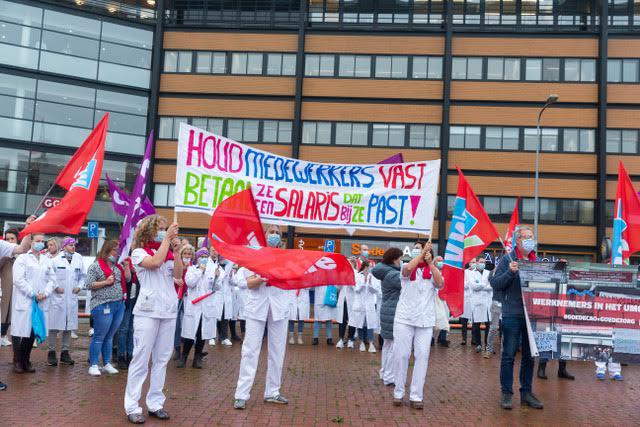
[0, 324, 637, 427]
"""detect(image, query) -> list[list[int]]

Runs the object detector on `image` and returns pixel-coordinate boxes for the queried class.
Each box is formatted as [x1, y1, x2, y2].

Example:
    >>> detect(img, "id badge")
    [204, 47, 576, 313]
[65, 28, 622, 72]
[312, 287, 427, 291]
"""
[103, 307, 111, 315]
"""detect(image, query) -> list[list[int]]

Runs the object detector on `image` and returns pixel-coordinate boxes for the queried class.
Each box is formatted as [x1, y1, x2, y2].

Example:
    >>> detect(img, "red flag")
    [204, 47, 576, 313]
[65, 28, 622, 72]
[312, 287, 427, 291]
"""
[440, 166, 499, 317]
[20, 115, 108, 238]
[208, 189, 355, 290]
[612, 161, 640, 265]
[504, 197, 520, 253]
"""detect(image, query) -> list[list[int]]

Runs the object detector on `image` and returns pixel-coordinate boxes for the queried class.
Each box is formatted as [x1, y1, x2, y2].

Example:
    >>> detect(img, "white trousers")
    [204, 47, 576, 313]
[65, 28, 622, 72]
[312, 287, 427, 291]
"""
[393, 322, 433, 402]
[234, 309, 288, 401]
[595, 361, 622, 377]
[379, 338, 395, 385]
[124, 316, 176, 415]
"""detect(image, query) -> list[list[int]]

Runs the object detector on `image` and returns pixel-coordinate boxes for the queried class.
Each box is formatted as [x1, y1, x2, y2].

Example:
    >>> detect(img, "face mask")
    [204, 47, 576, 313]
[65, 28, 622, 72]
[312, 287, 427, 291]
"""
[436, 261, 443, 269]
[469, 263, 477, 270]
[267, 234, 281, 248]
[108, 255, 117, 263]
[477, 263, 485, 271]
[155, 230, 166, 243]
[411, 248, 421, 258]
[522, 238, 537, 254]
[361, 250, 369, 258]
[182, 258, 191, 265]
[199, 257, 208, 266]
[64, 250, 73, 259]
[33, 242, 45, 252]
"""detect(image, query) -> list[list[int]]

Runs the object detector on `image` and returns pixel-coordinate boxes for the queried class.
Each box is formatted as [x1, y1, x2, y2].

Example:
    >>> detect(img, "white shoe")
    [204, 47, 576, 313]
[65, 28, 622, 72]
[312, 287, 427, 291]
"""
[336, 339, 344, 349]
[297, 335, 304, 345]
[359, 342, 366, 352]
[71, 332, 79, 339]
[209, 339, 216, 346]
[88, 328, 94, 337]
[368, 344, 377, 353]
[222, 339, 232, 346]
[88, 365, 101, 376]
[288, 334, 295, 345]
[33, 341, 38, 348]
[347, 340, 355, 349]
[0, 336, 11, 346]
[101, 363, 119, 375]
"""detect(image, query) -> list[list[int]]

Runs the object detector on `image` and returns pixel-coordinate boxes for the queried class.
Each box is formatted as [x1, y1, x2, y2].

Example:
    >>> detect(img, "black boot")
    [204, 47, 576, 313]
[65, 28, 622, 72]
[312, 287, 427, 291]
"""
[558, 361, 575, 380]
[312, 338, 319, 345]
[173, 347, 181, 361]
[326, 338, 333, 346]
[60, 350, 75, 366]
[47, 350, 58, 366]
[537, 361, 548, 380]
[176, 352, 188, 369]
[192, 353, 203, 369]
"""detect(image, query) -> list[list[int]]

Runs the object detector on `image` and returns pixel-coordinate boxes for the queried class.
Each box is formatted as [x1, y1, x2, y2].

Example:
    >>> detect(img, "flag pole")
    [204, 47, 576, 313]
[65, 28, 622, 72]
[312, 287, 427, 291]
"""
[30, 184, 56, 217]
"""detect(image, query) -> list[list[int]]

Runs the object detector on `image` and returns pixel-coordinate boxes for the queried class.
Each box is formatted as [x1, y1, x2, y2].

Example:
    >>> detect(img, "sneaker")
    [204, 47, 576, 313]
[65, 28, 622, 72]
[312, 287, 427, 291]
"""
[209, 339, 216, 346]
[347, 340, 354, 349]
[71, 332, 79, 339]
[0, 336, 11, 346]
[500, 393, 512, 410]
[47, 351, 58, 366]
[88, 365, 101, 376]
[88, 328, 94, 337]
[368, 343, 377, 353]
[475, 345, 483, 353]
[483, 351, 492, 359]
[359, 342, 366, 352]
[596, 373, 606, 380]
[221, 339, 232, 347]
[393, 398, 403, 407]
[288, 334, 294, 345]
[32, 341, 37, 348]
[127, 414, 145, 424]
[326, 338, 333, 346]
[234, 399, 246, 410]
[297, 336, 303, 345]
[102, 363, 119, 375]
[409, 401, 423, 410]
[312, 338, 319, 345]
[148, 409, 170, 420]
[521, 392, 543, 409]
[0, 381, 6, 391]
[612, 374, 624, 381]
[336, 339, 344, 349]
[264, 395, 288, 405]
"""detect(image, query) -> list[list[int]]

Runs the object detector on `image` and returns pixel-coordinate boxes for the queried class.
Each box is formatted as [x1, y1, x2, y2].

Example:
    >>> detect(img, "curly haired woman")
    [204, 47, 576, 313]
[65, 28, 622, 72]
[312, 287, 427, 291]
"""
[123, 215, 182, 424]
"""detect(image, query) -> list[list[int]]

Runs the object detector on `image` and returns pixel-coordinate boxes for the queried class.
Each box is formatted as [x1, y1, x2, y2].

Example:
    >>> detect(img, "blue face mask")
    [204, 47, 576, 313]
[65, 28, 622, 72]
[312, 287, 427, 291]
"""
[267, 234, 281, 248]
[155, 230, 166, 243]
[108, 255, 117, 263]
[199, 257, 208, 266]
[33, 242, 45, 252]
[522, 238, 537, 254]
[477, 263, 485, 271]
[436, 261, 443, 269]
[411, 249, 421, 258]
[361, 250, 369, 258]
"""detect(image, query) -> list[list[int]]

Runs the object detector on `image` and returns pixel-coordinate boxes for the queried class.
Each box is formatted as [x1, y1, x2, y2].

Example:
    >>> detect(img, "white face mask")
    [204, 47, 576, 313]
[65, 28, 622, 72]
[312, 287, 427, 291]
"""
[469, 263, 477, 270]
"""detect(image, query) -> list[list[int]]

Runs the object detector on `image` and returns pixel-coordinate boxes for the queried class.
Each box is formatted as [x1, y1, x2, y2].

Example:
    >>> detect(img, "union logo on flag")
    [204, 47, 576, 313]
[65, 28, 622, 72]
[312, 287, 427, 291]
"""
[71, 158, 97, 190]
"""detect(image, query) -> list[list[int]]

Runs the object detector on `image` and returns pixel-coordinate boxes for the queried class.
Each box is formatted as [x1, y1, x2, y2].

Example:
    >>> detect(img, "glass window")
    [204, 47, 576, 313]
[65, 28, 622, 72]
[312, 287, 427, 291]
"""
[608, 59, 622, 82]
[339, 55, 355, 77]
[178, 51, 192, 72]
[98, 62, 150, 88]
[622, 130, 638, 153]
[565, 59, 580, 81]
[542, 58, 560, 81]
[466, 126, 481, 148]
[96, 89, 147, 116]
[101, 22, 152, 50]
[409, 124, 439, 148]
[375, 56, 392, 78]
[41, 30, 99, 59]
[373, 124, 405, 146]
[561, 200, 579, 224]
[579, 200, 594, 225]
[524, 128, 539, 150]
[412, 56, 428, 79]
[302, 121, 331, 144]
[581, 59, 596, 82]
[154, 184, 169, 206]
[485, 127, 502, 149]
[263, 120, 278, 142]
[487, 58, 504, 80]
[43, 10, 99, 39]
[0, 0, 42, 26]
[503, 127, 519, 149]
[40, 51, 98, 79]
[580, 129, 595, 152]
[504, 58, 520, 80]
[316, 122, 332, 144]
[305, 55, 320, 76]
[540, 199, 557, 222]
[100, 43, 151, 69]
[212, 52, 226, 74]
[164, 51, 178, 72]
[428, 57, 443, 79]
[0, 43, 39, 69]
[450, 126, 465, 148]
[564, 129, 579, 151]
[159, 117, 173, 139]
[467, 58, 483, 80]
[526, 59, 542, 80]
[267, 53, 283, 75]
[227, 119, 243, 141]
[278, 121, 292, 143]
[0, 22, 41, 48]
[623, 59, 639, 82]
[0, 73, 36, 98]
[354, 56, 371, 77]
[541, 128, 559, 151]
[319, 55, 334, 76]
[452, 57, 467, 79]
[607, 130, 621, 153]
[206, 118, 224, 135]
[196, 52, 212, 73]
[243, 119, 259, 141]
[282, 54, 296, 76]
[391, 56, 408, 78]
[38, 80, 94, 108]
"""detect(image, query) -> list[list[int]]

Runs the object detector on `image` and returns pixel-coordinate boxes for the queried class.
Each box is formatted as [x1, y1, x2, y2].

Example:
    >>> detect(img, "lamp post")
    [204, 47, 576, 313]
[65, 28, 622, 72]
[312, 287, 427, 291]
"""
[534, 94, 559, 239]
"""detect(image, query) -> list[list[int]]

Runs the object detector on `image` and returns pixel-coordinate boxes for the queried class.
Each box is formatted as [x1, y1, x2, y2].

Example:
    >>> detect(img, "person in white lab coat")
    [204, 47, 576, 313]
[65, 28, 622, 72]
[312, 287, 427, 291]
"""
[336, 257, 356, 349]
[233, 225, 290, 410]
[470, 257, 492, 353]
[11, 233, 56, 374]
[349, 260, 380, 353]
[288, 288, 309, 345]
[124, 215, 183, 424]
[173, 244, 193, 361]
[179, 247, 221, 369]
[230, 265, 246, 339]
[460, 260, 477, 345]
[211, 248, 235, 347]
[312, 284, 337, 346]
[47, 237, 85, 367]
[45, 237, 59, 259]
[392, 242, 444, 409]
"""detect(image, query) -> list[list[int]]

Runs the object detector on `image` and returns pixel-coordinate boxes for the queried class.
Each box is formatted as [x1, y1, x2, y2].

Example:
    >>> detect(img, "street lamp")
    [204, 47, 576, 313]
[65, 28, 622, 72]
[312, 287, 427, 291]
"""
[534, 94, 559, 239]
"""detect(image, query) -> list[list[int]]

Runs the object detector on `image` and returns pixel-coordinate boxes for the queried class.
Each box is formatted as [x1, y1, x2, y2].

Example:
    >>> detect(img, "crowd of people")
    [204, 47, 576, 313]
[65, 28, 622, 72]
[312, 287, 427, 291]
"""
[0, 216, 628, 423]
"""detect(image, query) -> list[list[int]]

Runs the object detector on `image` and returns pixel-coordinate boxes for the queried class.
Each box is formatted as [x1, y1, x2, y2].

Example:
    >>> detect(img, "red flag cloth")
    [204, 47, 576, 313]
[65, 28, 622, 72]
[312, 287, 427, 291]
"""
[440, 166, 500, 317]
[20, 114, 108, 238]
[208, 189, 355, 290]
[504, 196, 520, 253]
[612, 161, 640, 265]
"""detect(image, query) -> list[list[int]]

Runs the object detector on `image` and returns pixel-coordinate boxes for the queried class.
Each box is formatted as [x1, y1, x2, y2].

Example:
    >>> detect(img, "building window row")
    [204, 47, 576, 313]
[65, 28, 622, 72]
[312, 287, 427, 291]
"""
[163, 50, 297, 76]
[302, 121, 440, 148]
[608, 58, 640, 83]
[452, 57, 596, 82]
[158, 117, 293, 144]
[305, 53, 443, 79]
[450, 126, 596, 153]
[154, 184, 175, 208]
[0, 0, 153, 89]
[0, 72, 149, 156]
[448, 195, 595, 226]
[606, 129, 640, 154]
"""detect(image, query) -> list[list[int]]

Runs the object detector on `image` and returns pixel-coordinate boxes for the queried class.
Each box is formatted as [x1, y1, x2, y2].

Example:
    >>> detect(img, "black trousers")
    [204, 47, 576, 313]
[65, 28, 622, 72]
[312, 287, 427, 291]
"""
[217, 306, 229, 340]
[472, 321, 490, 346]
[1, 322, 9, 336]
[460, 317, 469, 342]
[182, 318, 205, 359]
[338, 301, 355, 341]
[12, 331, 35, 367]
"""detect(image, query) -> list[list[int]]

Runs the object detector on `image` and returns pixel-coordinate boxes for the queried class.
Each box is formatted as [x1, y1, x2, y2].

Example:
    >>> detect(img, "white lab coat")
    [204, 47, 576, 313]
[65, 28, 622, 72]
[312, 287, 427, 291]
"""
[462, 268, 475, 319]
[469, 269, 492, 323]
[208, 260, 234, 320]
[11, 251, 56, 337]
[232, 268, 248, 320]
[239, 268, 290, 322]
[48, 252, 85, 331]
[313, 286, 337, 321]
[288, 288, 310, 321]
[349, 272, 380, 330]
[182, 264, 221, 340]
[336, 274, 355, 323]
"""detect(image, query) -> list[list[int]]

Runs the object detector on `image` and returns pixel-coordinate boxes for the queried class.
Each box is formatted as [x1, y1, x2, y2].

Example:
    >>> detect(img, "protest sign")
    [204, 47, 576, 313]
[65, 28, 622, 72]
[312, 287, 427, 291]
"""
[519, 262, 640, 364]
[174, 124, 440, 235]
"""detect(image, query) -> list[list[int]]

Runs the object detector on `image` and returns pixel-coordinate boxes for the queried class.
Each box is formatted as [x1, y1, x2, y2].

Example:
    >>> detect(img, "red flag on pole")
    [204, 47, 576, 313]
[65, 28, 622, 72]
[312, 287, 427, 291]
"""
[504, 197, 520, 253]
[612, 161, 640, 265]
[439, 166, 500, 317]
[20, 115, 108, 238]
[208, 189, 355, 290]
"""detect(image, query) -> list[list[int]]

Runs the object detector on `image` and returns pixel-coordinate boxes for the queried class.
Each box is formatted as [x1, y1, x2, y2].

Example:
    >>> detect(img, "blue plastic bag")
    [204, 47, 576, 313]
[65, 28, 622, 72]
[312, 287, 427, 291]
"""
[31, 296, 47, 344]
[323, 285, 338, 307]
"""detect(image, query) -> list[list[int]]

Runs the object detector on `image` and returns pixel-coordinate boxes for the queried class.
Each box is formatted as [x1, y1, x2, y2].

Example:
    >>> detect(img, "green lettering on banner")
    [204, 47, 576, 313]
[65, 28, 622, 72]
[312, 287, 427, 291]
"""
[198, 174, 211, 207]
[217, 177, 237, 207]
[352, 206, 365, 223]
[183, 172, 200, 206]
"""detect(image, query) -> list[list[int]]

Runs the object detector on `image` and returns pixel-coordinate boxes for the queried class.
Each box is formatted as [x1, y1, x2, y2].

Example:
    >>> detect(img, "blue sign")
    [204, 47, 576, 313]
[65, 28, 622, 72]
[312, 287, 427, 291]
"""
[323, 240, 335, 253]
[87, 222, 99, 239]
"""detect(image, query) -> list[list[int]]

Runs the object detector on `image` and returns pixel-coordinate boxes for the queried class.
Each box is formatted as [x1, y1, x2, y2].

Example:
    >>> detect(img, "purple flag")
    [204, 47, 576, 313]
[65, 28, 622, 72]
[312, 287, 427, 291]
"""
[378, 153, 404, 164]
[118, 131, 155, 262]
[106, 175, 154, 217]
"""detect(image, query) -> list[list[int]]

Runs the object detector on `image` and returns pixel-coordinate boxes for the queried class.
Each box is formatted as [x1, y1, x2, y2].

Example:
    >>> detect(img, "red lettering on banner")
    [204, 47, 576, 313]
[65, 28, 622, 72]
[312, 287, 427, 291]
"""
[273, 188, 287, 217]
[379, 164, 426, 189]
[315, 192, 327, 221]
[186, 129, 201, 167]
[304, 191, 316, 220]
[327, 192, 340, 221]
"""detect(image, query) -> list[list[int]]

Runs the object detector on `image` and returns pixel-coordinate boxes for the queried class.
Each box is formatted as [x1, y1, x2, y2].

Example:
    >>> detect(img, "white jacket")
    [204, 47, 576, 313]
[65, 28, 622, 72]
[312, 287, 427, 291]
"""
[462, 268, 476, 319]
[207, 260, 234, 320]
[394, 267, 438, 328]
[131, 248, 178, 319]
[313, 285, 337, 321]
[469, 269, 492, 323]
[349, 272, 380, 330]
[239, 267, 290, 322]
[11, 251, 56, 337]
[182, 264, 221, 340]
[48, 252, 85, 331]
[288, 288, 310, 321]
[231, 268, 248, 320]
[336, 271, 356, 323]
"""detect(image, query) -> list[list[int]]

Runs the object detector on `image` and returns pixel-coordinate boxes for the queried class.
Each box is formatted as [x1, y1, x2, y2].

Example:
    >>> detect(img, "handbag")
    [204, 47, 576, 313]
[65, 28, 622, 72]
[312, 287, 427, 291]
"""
[31, 296, 48, 344]
[434, 296, 450, 332]
[323, 285, 338, 307]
